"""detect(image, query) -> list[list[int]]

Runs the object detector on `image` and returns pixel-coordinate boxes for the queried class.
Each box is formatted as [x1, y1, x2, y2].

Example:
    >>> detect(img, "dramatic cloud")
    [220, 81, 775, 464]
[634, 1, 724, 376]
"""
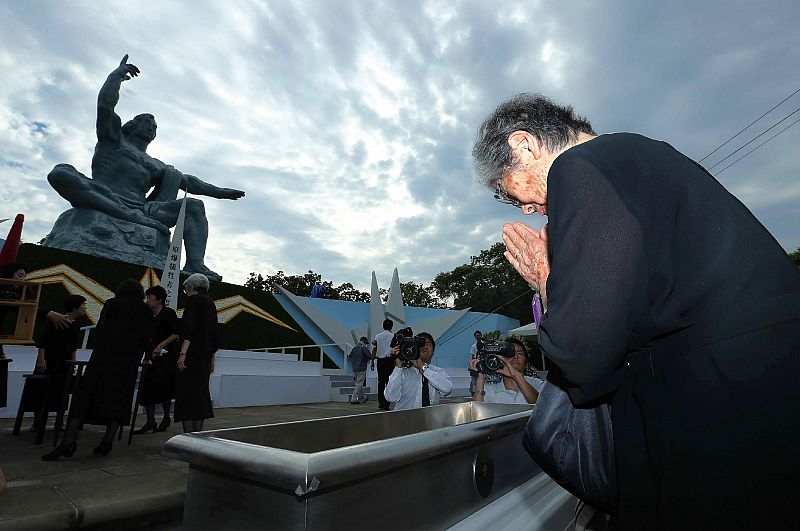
[1, 0, 798, 291]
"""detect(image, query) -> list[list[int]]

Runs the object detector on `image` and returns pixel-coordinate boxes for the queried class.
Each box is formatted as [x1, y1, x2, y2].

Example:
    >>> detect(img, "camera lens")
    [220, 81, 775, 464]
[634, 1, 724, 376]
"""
[485, 355, 502, 371]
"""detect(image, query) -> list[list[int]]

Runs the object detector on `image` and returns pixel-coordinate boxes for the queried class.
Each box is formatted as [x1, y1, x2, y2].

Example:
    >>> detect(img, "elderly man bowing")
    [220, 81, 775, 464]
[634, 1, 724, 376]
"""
[472, 93, 799, 530]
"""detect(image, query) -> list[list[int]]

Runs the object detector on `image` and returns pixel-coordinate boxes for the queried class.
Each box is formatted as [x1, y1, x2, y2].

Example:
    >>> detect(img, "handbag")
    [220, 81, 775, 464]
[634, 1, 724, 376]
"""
[522, 378, 618, 514]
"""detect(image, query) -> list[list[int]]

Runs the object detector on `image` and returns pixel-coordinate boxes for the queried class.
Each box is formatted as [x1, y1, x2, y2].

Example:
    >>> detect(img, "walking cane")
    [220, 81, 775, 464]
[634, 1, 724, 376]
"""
[128, 362, 150, 445]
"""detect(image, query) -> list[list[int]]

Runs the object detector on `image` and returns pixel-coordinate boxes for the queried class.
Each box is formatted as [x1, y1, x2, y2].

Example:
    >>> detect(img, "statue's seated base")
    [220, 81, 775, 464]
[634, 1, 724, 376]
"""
[42, 208, 168, 269]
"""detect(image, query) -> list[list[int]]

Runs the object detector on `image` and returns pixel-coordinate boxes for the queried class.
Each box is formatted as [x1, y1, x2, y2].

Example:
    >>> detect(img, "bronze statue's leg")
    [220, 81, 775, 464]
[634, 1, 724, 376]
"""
[47, 165, 169, 234]
[150, 199, 219, 279]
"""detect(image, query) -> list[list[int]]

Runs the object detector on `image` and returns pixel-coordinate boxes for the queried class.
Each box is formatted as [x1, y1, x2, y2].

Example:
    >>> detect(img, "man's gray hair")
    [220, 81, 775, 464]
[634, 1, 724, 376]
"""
[471, 93, 595, 187]
[184, 272, 210, 293]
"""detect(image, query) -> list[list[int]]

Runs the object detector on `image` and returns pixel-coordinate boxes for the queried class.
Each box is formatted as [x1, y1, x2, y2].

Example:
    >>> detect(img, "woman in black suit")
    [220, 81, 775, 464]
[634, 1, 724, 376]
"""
[174, 273, 217, 433]
[43, 279, 150, 460]
[133, 285, 180, 434]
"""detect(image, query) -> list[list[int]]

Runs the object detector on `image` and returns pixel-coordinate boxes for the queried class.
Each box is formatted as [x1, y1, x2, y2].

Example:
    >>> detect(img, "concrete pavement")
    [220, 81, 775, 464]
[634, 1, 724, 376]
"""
[0, 400, 418, 530]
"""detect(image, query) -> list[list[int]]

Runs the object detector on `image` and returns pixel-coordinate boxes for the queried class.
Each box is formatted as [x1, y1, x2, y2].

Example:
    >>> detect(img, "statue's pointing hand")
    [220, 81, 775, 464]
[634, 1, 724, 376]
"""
[113, 54, 140, 82]
[220, 188, 245, 200]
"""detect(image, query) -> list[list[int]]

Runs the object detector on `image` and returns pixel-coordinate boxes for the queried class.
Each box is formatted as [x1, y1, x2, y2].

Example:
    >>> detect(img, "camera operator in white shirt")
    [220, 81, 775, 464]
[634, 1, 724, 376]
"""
[471, 338, 543, 404]
[384, 332, 452, 411]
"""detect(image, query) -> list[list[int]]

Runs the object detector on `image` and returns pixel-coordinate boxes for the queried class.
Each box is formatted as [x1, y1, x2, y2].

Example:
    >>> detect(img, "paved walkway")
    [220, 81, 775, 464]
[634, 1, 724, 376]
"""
[0, 400, 419, 530]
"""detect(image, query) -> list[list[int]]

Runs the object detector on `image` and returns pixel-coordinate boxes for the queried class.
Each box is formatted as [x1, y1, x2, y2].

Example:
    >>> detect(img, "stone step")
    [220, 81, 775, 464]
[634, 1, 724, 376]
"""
[330, 380, 359, 388]
[337, 387, 371, 395]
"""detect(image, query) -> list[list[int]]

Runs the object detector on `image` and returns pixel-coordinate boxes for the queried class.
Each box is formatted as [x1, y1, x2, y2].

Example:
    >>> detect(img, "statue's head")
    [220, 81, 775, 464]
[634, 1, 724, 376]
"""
[122, 113, 157, 144]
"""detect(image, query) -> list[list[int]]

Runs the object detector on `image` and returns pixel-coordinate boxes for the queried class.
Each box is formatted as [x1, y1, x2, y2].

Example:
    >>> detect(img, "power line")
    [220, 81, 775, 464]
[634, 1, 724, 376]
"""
[715, 115, 800, 176]
[708, 106, 800, 171]
[698, 86, 800, 163]
[437, 287, 533, 347]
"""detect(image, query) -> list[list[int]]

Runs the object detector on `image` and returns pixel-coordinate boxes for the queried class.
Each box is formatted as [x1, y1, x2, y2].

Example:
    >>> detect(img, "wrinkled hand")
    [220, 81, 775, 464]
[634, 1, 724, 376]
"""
[502, 222, 551, 304]
[112, 54, 140, 81]
[46, 311, 73, 331]
[219, 188, 245, 200]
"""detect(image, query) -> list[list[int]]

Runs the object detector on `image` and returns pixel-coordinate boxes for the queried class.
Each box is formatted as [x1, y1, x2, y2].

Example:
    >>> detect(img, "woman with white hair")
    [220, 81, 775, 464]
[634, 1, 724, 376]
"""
[174, 273, 218, 432]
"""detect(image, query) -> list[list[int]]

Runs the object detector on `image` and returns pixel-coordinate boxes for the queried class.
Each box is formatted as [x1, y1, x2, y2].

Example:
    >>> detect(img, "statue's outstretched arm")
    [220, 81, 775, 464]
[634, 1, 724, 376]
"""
[181, 173, 246, 201]
[96, 55, 140, 144]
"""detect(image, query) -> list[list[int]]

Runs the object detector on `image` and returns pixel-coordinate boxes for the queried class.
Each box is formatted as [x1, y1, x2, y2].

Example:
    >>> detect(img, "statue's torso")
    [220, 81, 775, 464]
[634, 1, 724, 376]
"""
[91, 140, 165, 202]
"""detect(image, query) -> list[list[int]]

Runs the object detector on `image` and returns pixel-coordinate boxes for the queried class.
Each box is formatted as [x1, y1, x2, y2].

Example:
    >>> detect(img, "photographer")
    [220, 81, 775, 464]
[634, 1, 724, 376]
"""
[470, 338, 542, 405]
[383, 332, 452, 411]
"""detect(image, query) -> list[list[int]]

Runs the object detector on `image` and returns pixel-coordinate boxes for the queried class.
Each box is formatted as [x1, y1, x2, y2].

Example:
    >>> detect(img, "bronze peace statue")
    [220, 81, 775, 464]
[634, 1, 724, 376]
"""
[43, 55, 245, 280]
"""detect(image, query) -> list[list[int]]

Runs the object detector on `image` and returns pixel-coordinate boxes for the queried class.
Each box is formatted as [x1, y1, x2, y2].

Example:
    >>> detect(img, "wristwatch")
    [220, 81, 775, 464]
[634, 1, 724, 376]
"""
[420, 363, 429, 373]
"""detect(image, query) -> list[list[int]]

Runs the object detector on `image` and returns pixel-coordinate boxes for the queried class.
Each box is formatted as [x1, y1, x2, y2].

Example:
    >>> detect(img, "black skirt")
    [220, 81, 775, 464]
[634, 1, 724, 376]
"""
[139, 354, 178, 405]
[173, 348, 214, 421]
[69, 361, 139, 426]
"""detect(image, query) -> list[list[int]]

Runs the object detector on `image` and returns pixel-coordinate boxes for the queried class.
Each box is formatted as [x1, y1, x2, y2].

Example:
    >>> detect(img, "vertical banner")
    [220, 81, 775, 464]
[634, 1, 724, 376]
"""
[161, 194, 187, 310]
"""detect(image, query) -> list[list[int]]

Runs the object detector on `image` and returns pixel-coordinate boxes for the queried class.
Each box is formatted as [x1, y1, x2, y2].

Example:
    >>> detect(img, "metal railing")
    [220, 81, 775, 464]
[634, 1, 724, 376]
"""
[79, 329, 352, 375]
[247, 343, 337, 364]
[79, 325, 96, 349]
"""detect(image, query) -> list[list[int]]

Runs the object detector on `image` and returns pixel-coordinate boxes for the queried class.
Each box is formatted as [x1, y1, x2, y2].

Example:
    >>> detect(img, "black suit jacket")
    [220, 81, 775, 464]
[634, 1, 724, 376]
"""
[538, 133, 799, 529]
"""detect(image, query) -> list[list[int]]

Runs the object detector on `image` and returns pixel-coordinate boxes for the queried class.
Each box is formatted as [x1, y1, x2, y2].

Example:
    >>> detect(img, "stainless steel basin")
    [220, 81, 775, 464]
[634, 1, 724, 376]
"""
[164, 402, 573, 530]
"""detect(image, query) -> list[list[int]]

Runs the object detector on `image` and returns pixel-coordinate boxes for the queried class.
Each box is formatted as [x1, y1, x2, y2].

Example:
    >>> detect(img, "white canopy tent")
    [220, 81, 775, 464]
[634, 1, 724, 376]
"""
[508, 322, 538, 337]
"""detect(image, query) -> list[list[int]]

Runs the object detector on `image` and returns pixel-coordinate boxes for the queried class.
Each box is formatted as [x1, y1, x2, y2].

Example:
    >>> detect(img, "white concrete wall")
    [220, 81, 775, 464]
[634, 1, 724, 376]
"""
[0, 346, 330, 418]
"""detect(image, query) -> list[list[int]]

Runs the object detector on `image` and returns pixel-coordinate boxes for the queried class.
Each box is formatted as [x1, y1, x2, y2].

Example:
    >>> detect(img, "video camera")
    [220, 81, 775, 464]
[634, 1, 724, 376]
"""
[475, 341, 516, 375]
[390, 327, 427, 364]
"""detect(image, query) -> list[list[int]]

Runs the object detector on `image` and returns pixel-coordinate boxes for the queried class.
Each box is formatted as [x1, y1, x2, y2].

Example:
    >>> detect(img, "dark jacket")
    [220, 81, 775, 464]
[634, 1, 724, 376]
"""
[538, 133, 800, 529]
[348, 343, 371, 373]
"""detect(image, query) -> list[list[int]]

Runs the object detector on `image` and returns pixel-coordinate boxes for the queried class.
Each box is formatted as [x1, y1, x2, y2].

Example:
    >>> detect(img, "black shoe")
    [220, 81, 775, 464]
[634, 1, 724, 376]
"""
[93, 441, 113, 456]
[155, 417, 171, 432]
[42, 442, 77, 461]
[133, 421, 157, 435]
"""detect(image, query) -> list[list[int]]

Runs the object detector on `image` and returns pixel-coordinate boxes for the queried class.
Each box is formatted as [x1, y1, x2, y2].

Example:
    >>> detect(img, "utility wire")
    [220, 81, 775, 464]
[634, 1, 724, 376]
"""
[715, 115, 800, 176]
[698, 86, 800, 163]
[708, 106, 800, 171]
[437, 287, 533, 347]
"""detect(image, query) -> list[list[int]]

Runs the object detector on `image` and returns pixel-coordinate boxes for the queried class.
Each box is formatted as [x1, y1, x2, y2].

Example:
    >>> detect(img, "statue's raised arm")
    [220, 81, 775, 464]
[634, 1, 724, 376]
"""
[96, 55, 140, 144]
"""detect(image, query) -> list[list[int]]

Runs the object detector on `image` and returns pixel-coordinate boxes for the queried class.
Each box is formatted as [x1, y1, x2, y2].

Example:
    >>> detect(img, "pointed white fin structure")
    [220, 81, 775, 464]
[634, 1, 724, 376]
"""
[275, 285, 352, 352]
[368, 271, 385, 341]
[385, 268, 406, 325]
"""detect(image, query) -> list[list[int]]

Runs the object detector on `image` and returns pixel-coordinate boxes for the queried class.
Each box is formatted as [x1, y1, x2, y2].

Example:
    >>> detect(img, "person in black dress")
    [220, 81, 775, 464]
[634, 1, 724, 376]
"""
[43, 279, 151, 460]
[175, 273, 217, 433]
[133, 285, 180, 434]
[31, 294, 87, 430]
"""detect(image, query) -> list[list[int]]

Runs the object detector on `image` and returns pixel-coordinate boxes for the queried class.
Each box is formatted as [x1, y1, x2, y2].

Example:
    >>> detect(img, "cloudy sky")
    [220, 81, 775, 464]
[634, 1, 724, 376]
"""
[1, 0, 798, 291]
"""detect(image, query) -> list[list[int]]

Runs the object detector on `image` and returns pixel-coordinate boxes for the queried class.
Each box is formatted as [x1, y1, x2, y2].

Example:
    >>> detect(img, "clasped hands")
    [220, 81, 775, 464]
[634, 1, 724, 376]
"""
[502, 222, 551, 305]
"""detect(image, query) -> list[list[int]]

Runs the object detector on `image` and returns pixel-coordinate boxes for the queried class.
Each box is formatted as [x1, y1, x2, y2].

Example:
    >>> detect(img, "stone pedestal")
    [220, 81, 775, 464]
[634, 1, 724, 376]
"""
[42, 208, 169, 269]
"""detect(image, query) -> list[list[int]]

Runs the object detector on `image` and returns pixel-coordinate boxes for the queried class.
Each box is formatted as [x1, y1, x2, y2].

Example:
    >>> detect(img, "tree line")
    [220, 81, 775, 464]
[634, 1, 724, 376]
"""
[246, 244, 800, 323]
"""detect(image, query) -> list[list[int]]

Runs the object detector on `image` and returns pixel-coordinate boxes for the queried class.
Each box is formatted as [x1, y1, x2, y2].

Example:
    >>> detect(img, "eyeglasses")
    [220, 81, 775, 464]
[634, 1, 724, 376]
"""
[493, 179, 523, 209]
